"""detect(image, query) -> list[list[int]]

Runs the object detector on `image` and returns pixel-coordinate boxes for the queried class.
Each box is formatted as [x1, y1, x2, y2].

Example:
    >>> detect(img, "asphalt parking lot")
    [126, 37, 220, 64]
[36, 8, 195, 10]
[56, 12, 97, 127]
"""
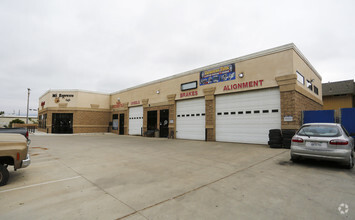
[0, 133, 354, 220]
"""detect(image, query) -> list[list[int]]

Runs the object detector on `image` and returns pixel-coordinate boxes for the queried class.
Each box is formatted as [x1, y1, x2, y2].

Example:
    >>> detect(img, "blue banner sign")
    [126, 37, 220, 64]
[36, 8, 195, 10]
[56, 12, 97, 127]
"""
[200, 64, 236, 86]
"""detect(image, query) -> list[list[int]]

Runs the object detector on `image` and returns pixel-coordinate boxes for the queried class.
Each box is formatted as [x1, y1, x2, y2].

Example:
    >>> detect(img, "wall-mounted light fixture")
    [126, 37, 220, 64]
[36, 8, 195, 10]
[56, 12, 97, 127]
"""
[117, 98, 120, 101]
[156, 90, 160, 94]
[238, 72, 244, 78]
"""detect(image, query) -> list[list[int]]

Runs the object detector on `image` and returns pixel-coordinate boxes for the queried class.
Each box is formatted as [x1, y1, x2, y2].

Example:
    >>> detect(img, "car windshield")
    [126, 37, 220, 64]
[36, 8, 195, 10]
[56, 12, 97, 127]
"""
[298, 125, 341, 137]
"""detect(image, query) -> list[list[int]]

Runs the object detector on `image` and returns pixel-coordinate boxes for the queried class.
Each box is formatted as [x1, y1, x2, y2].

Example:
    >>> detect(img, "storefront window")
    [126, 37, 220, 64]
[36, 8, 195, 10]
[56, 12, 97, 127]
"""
[38, 114, 47, 128]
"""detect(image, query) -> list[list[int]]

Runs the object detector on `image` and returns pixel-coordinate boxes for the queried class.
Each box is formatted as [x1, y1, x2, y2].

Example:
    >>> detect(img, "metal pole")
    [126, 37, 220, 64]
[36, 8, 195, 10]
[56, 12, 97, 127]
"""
[26, 88, 30, 124]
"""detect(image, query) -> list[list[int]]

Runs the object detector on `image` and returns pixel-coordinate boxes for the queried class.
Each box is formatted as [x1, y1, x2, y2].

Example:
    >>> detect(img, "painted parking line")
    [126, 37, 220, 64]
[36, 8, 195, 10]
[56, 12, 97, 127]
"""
[0, 176, 82, 193]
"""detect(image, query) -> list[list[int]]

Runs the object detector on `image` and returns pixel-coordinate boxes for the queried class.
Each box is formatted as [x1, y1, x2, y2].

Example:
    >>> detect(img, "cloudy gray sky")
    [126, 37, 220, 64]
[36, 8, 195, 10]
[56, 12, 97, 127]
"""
[1, 0, 354, 116]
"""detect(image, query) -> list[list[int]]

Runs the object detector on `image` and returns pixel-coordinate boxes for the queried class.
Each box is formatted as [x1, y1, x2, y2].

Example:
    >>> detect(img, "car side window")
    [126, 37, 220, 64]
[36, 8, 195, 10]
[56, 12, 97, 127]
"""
[341, 125, 350, 137]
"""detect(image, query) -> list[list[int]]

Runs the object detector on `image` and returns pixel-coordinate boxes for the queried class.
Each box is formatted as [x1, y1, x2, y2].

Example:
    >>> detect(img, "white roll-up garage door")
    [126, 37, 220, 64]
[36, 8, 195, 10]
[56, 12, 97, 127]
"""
[129, 106, 143, 135]
[216, 88, 281, 144]
[176, 98, 205, 140]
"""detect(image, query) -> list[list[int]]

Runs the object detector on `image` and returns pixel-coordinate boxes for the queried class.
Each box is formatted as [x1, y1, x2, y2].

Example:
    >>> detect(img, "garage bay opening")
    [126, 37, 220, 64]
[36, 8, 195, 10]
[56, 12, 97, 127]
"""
[147, 111, 157, 133]
[119, 114, 124, 135]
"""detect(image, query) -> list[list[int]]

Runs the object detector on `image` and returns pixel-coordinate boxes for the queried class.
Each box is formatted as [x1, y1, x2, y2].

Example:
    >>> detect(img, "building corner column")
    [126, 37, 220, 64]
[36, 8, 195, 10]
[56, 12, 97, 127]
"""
[167, 94, 176, 139]
[276, 74, 300, 130]
[203, 87, 216, 141]
[142, 99, 149, 135]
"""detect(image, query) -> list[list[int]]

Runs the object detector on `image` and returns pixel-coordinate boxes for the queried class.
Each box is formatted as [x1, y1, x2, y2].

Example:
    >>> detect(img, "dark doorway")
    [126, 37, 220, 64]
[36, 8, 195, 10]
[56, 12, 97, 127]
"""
[160, 109, 169, 137]
[52, 113, 73, 134]
[119, 114, 125, 135]
[147, 111, 157, 131]
[112, 114, 118, 130]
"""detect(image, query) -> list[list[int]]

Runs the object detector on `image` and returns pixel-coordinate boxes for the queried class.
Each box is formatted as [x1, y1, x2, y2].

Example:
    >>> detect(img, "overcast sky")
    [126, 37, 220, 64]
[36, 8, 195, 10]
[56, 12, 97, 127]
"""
[1, 0, 354, 116]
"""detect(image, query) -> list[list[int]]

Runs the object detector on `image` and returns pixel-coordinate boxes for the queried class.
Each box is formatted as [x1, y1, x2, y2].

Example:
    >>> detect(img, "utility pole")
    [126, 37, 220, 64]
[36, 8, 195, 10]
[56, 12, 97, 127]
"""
[26, 88, 30, 124]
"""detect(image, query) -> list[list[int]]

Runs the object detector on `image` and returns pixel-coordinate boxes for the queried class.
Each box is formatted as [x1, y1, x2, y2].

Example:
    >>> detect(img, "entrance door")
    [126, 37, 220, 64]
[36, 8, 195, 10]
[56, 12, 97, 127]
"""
[52, 113, 73, 134]
[119, 114, 124, 135]
[159, 109, 169, 137]
[147, 111, 157, 131]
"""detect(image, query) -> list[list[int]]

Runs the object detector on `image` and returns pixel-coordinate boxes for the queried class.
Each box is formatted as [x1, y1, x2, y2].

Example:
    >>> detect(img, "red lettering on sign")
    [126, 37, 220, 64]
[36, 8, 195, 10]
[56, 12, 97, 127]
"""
[223, 80, 264, 91]
[180, 90, 198, 98]
[113, 101, 124, 108]
[130, 100, 140, 105]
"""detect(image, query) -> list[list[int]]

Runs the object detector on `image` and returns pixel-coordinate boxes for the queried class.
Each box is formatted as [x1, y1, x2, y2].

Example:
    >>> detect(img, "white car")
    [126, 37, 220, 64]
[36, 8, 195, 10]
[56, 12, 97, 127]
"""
[290, 123, 354, 169]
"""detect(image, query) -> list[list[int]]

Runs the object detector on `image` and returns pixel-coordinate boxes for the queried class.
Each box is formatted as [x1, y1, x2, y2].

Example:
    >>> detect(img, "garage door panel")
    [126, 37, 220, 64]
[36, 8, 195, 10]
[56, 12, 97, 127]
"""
[129, 106, 143, 135]
[176, 98, 205, 140]
[216, 88, 281, 144]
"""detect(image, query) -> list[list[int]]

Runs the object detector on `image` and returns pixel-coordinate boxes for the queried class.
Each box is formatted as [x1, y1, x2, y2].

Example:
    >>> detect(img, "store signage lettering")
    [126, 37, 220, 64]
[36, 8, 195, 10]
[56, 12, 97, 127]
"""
[52, 93, 74, 103]
[113, 101, 124, 108]
[131, 100, 140, 105]
[200, 64, 236, 86]
[223, 80, 264, 91]
[52, 93, 74, 98]
[180, 90, 198, 98]
[41, 101, 45, 107]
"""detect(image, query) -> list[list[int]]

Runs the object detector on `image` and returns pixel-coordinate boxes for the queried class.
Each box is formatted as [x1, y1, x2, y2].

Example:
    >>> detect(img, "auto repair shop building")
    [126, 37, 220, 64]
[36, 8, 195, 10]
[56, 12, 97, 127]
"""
[38, 43, 323, 144]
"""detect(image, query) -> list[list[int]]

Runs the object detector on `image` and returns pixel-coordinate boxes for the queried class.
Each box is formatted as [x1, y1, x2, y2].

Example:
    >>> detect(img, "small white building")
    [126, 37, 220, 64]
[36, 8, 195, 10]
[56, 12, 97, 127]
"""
[0, 115, 38, 128]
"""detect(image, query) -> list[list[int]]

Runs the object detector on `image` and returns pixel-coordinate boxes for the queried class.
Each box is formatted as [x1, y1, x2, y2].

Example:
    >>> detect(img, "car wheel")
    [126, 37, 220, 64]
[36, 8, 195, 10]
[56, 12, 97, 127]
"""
[0, 165, 10, 186]
[291, 155, 300, 163]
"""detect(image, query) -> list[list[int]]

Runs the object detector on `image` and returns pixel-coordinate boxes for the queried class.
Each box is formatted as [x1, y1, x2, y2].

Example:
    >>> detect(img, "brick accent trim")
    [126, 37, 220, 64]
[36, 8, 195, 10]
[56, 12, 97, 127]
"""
[203, 87, 216, 141]
[280, 90, 322, 129]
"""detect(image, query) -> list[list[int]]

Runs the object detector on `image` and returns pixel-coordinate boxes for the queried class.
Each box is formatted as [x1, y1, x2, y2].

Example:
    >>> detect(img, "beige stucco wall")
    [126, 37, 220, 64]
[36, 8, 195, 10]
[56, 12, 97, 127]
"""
[111, 49, 296, 107]
[38, 45, 321, 112]
[37, 43, 323, 135]
[292, 51, 322, 104]
[39, 90, 110, 110]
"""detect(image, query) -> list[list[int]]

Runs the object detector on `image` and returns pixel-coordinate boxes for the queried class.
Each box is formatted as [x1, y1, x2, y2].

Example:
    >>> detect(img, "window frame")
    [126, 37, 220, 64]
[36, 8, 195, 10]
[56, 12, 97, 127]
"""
[296, 71, 305, 85]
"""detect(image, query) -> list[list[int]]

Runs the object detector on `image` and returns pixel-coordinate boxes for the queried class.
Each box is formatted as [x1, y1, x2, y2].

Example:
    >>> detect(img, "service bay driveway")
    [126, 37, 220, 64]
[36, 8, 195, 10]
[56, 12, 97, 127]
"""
[0, 133, 354, 220]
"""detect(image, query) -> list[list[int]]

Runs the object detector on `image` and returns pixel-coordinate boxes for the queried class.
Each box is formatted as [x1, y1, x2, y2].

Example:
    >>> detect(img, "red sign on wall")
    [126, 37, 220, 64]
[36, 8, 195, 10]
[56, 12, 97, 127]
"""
[223, 80, 264, 91]
[131, 100, 140, 105]
[180, 90, 198, 98]
[113, 101, 124, 108]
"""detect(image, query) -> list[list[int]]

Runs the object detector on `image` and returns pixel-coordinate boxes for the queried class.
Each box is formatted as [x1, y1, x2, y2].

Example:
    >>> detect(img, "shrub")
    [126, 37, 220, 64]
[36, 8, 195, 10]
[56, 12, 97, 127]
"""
[8, 119, 25, 128]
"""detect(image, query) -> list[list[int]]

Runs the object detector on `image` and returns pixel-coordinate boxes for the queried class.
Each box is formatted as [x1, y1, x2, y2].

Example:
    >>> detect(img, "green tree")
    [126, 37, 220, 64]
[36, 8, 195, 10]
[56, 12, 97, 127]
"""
[0, 111, 4, 116]
[29, 118, 38, 124]
[8, 119, 25, 128]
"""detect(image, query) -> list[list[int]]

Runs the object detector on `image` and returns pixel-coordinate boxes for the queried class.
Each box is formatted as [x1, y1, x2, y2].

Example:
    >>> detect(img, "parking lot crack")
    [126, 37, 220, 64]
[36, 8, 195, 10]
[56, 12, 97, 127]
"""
[118, 150, 288, 219]
[54, 159, 139, 217]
